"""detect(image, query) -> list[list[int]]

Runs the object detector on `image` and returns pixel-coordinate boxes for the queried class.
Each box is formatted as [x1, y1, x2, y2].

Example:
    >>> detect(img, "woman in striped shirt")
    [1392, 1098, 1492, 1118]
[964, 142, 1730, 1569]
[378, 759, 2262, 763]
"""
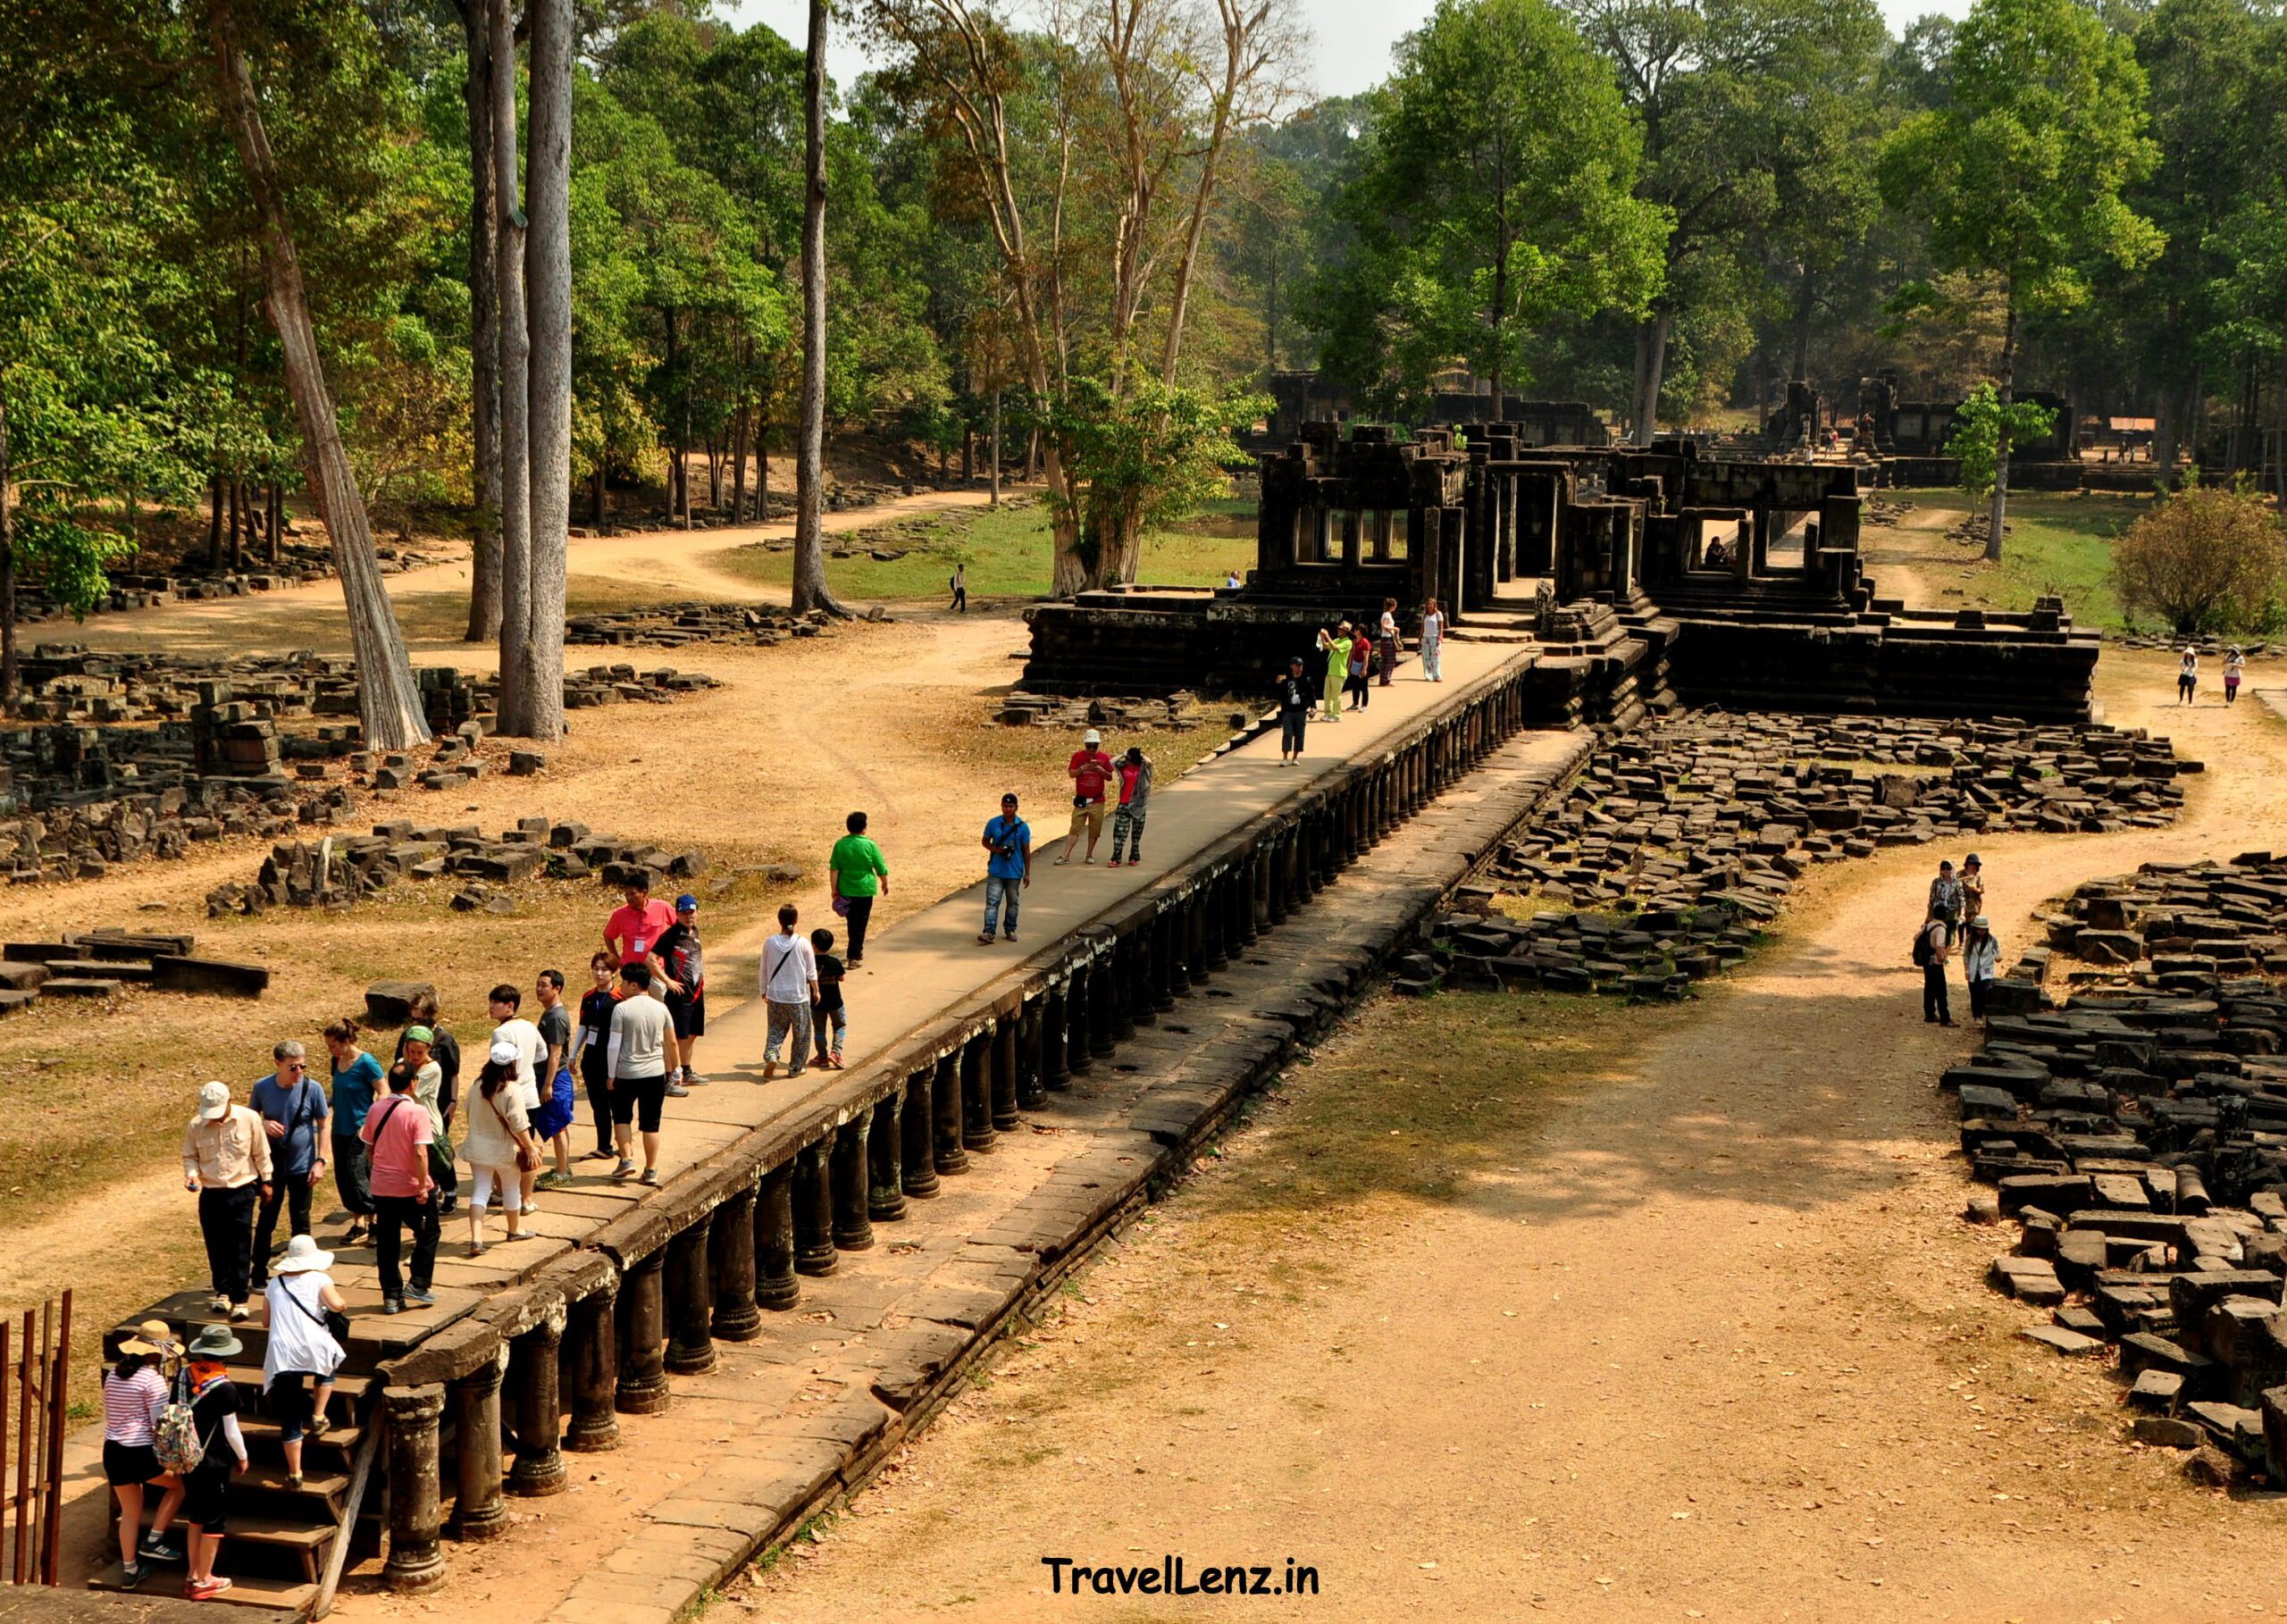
[103, 1322, 186, 1586]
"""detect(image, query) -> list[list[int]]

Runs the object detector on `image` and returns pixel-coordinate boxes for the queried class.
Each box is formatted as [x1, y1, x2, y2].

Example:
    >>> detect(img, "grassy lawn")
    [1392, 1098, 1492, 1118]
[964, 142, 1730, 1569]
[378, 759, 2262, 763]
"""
[1893, 486, 2153, 632]
[715, 498, 1258, 600]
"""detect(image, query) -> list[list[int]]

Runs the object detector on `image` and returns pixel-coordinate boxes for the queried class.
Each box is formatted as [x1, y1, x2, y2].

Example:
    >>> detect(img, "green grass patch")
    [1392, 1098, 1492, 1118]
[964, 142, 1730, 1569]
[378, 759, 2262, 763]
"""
[713, 498, 1258, 601]
[1893, 486, 2153, 631]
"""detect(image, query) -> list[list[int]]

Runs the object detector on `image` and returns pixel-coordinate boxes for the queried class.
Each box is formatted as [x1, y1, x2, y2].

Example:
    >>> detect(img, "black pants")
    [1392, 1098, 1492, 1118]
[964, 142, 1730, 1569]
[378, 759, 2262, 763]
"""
[1923, 964, 1952, 1024]
[844, 894, 874, 962]
[331, 1134, 372, 1218]
[1966, 975, 1990, 1020]
[199, 1185, 259, 1304]
[1344, 672, 1370, 708]
[372, 1193, 439, 1300]
[250, 1172, 314, 1286]
[582, 1058, 614, 1154]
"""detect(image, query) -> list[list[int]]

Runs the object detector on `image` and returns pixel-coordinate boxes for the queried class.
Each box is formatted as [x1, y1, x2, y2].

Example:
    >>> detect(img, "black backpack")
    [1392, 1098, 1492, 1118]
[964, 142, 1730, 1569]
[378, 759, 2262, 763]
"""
[1910, 927, 1934, 968]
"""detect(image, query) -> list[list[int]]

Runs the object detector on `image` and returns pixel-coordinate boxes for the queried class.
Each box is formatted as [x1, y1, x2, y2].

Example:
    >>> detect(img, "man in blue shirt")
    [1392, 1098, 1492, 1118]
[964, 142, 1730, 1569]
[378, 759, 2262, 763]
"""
[248, 1039, 329, 1289]
[978, 792, 1032, 945]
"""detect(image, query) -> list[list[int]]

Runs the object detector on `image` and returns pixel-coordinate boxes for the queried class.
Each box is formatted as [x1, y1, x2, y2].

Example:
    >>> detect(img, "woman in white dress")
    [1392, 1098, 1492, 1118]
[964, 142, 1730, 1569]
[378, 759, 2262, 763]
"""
[262, 1235, 348, 1492]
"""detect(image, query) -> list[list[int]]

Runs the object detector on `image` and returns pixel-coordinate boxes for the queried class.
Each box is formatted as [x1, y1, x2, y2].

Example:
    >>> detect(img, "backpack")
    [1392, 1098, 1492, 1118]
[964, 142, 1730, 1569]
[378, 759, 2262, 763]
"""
[1910, 927, 1934, 968]
[152, 1369, 205, 1475]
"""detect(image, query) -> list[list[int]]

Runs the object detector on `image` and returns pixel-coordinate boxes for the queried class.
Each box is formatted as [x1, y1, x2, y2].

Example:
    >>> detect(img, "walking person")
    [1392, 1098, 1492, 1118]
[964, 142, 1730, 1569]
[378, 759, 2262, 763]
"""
[1377, 598, 1400, 687]
[1960, 915, 2001, 1021]
[2178, 646, 2199, 705]
[828, 812, 890, 967]
[322, 1018, 381, 1247]
[488, 984, 547, 1207]
[1419, 597, 1445, 682]
[573, 953, 618, 1163]
[464, 1042, 539, 1250]
[1277, 657, 1311, 766]
[607, 963, 674, 1183]
[1343, 622, 1372, 712]
[103, 1325, 186, 1587]
[532, 970, 579, 1187]
[950, 562, 968, 612]
[395, 995, 459, 1214]
[247, 1042, 327, 1292]
[393, 1029, 450, 1239]
[980, 792, 1031, 944]
[810, 928, 848, 1068]
[1108, 745, 1152, 866]
[1059, 730, 1114, 865]
[603, 876, 674, 971]
[182, 1082, 271, 1322]
[1915, 914, 1955, 1026]
[759, 905, 820, 1079]
[1316, 623, 1353, 720]
[2227, 647, 2247, 705]
[178, 1326, 250, 1602]
[653, 900, 706, 1088]
[261, 1235, 346, 1494]
[1927, 858, 1965, 943]
[359, 1061, 438, 1315]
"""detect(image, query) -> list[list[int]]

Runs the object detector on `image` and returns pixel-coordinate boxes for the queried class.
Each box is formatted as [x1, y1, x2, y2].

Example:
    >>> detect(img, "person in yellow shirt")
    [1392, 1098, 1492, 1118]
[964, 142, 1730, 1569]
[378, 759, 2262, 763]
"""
[1316, 623, 1353, 722]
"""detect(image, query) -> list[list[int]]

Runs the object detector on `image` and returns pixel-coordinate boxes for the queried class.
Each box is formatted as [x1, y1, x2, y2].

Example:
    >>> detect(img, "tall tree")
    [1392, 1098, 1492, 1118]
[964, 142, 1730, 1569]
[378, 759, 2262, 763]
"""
[1882, 0, 2162, 557]
[456, 0, 504, 641]
[208, 0, 431, 749]
[511, 0, 572, 740]
[791, 0, 846, 615]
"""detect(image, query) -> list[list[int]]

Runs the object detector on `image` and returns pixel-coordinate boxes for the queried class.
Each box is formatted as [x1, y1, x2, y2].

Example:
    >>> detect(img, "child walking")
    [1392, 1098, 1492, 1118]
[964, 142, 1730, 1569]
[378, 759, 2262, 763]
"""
[810, 929, 848, 1069]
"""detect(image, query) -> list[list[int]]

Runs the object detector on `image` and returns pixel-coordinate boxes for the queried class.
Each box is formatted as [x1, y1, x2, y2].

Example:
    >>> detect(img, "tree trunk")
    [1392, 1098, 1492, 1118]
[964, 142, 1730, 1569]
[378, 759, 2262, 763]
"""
[1790, 264, 1814, 382]
[1986, 298, 2017, 563]
[208, 1, 429, 749]
[266, 480, 281, 563]
[989, 389, 1001, 506]
[757, 418, 769, 518]
[592, 466, 606, 528]
[490, 0, 532, 730]
[228, 478, 243, 570]
[1631, 306, 1673, 448]
[790, 0, 848, 617]
[1047, 442, 1087, 597]
[0, 398, 16, 714]
[207, 471, 223, 566]
[509, 0, 571, 742]
[460, 0, 503, 643]
[731, 406, 749, 523]
[662, 309, 687, 529]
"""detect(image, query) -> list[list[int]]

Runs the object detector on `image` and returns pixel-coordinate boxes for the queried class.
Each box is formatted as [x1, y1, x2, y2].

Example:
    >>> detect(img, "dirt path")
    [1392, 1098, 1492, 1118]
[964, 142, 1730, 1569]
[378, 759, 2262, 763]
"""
[1862, 502, 1970, 612]
[739, 652, 2287, 1622]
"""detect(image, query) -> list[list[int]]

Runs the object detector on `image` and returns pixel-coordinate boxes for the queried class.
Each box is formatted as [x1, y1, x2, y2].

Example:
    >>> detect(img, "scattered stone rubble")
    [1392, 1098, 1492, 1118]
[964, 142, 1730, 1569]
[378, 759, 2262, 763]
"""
[22, 533, 444, 624]
[994, 691, 1209, 731]
[566, 602, 879, 649]
[1954, 853, 2287, 1486]
[0, 926, 266, 1009]
[1412, 709, 2191, 1000]
[2115, 633, 2280, 657]
[207, 816, 705, 917]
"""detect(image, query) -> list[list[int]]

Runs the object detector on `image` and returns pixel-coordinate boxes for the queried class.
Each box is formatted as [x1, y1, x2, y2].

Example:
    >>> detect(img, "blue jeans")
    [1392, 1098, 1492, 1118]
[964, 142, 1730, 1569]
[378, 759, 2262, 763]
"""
[984, 875, 1021, 937]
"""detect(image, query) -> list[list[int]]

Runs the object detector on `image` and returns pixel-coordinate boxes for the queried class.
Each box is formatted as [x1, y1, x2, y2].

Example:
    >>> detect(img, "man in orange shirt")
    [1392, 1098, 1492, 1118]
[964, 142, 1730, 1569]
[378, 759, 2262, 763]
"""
[603, 877, 674, 969]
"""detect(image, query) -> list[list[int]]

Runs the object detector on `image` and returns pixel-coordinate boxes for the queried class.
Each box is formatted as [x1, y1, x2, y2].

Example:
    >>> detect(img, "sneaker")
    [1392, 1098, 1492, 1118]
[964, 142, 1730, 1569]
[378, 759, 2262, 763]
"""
[665, 1080, 690, 1098]
[381, 1297, 405, 1316]
[228, 1303, 250, 1323]
[405, 1287, 436, 1307]
[683, 1073, 709, 1087]
[118, 1561, 150, 1590]
[638, 1168, 659, 1186]
[582, 1148, 615, 1161]
[612, 1159, 636, 1182]
[440, 1196, 458, 1216]
[283, 1472, 303, 1493]
[306, 1415, 330, 1442]
[1003, 933, 1018, 945]
[139, 1534, 183, 1564]
[188, 1577, 232, 1599]
[207, 1294, 229, 1312]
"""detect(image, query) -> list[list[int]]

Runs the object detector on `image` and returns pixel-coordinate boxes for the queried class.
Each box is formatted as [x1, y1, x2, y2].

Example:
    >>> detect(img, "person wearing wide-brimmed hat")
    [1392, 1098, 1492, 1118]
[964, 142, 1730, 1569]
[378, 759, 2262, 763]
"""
[1961, 914, 2002, 1021]
[179, 1324, 249, 1602]
[262, 1235, 347, 1493]
[103, 1321, 187, 1586]
[181, 1081, 272, 1323]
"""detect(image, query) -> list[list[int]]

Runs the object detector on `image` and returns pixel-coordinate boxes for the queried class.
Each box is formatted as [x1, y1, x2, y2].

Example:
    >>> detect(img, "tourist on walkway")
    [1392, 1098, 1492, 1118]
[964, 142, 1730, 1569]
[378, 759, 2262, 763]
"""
[1420, 598, 1445, 682]
[2227, 647, 2246, 705]
[810, 928, 847, 1068]
[248, 1041, 326, 1292]
[394, 1028, 450, 1235]
[1317, 624, 1352, 721]
[654, 899, 706, 1087]
[178, 1325, 249, 1602]
[465, 1041, 538, 1249]
[104, 1325, 184, 1587]
[1961, 915, 2001, 1020]
[359, 1061, 438, 1315]
[1277, 657, 1311, 765]
[489, 983, 546, 1214]
[603, 876, 674, 971]
[1378, 598, 1399, 686]
[829, 812, 890, 967]
[1109, 746, 1152, 866]
[574, 953, 618, 1161]
[981, 792, 1031, 943]
[261, 1235, 345, 1494]
[2178, 647, 2199, 705]
[1917, 915, 1955, 1026]
[1927, 859, 1964, 943]
[397, 993, 460, 1213]
[182, 1081, 271, 1323]
[607, 962, 674, 1182]
[323, 1018, 381, 1246]
[759, 906, 820, 1080]
[951, 562, 968, 612]
[1959, 853, 1986, 925]
[1060, 730, 1114, 864]
[1344, 623, 1372, 712]
[532, 970, 579, 1186]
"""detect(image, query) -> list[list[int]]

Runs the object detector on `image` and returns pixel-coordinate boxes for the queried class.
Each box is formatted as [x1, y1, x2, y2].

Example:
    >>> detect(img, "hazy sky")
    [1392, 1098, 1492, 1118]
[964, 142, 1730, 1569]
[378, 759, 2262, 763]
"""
[720, 0, 1968, 102]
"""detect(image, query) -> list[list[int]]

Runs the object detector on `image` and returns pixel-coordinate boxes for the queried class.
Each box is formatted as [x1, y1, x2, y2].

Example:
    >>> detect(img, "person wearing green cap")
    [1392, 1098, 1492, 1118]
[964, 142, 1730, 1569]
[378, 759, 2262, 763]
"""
[179, 1325, 248, 1601]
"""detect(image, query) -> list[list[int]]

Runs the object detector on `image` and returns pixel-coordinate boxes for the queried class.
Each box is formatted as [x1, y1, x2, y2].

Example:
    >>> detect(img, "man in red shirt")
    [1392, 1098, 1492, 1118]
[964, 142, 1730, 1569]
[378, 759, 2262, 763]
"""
[1058, 728, 1115, 866]
[603, 878, 675, 970]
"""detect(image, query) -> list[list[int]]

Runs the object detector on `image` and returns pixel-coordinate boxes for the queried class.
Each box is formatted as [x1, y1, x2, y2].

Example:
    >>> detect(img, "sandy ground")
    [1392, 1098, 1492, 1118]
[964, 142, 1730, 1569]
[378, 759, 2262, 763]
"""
[733, 644, 2287, 1622]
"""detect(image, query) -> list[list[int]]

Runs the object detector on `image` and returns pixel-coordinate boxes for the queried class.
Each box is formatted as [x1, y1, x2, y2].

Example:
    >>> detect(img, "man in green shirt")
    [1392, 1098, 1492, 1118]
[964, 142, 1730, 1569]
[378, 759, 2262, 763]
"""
[827, 811, 890, 967]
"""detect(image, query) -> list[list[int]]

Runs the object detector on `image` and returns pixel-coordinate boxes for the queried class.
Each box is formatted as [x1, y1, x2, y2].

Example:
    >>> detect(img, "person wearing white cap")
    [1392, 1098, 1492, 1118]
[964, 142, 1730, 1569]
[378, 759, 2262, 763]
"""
[1060, 728, 1114, 865]
[1960, 914, 2001, 1021]
[463, 1040, 539, 1252]
[181, 1081, 272, 1321]
[261, 1235, 347, 1492]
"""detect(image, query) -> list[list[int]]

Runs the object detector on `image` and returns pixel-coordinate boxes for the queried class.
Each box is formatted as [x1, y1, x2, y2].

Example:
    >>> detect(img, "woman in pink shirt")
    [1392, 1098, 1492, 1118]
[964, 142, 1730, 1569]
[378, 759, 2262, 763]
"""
[359, 1067, 438, 1315]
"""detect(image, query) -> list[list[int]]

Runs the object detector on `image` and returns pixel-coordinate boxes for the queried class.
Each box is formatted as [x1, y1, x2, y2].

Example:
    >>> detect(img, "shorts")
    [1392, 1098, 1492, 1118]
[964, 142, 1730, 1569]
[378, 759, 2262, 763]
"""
[531, 1067, 576, 1140]
[613, 1074, 667, 1134]
[667, 993, 705, 1039]
[103, 1441, 161, 1487]
[182, 1462, 230, 1532]
[1070, 800, 1106, 836]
